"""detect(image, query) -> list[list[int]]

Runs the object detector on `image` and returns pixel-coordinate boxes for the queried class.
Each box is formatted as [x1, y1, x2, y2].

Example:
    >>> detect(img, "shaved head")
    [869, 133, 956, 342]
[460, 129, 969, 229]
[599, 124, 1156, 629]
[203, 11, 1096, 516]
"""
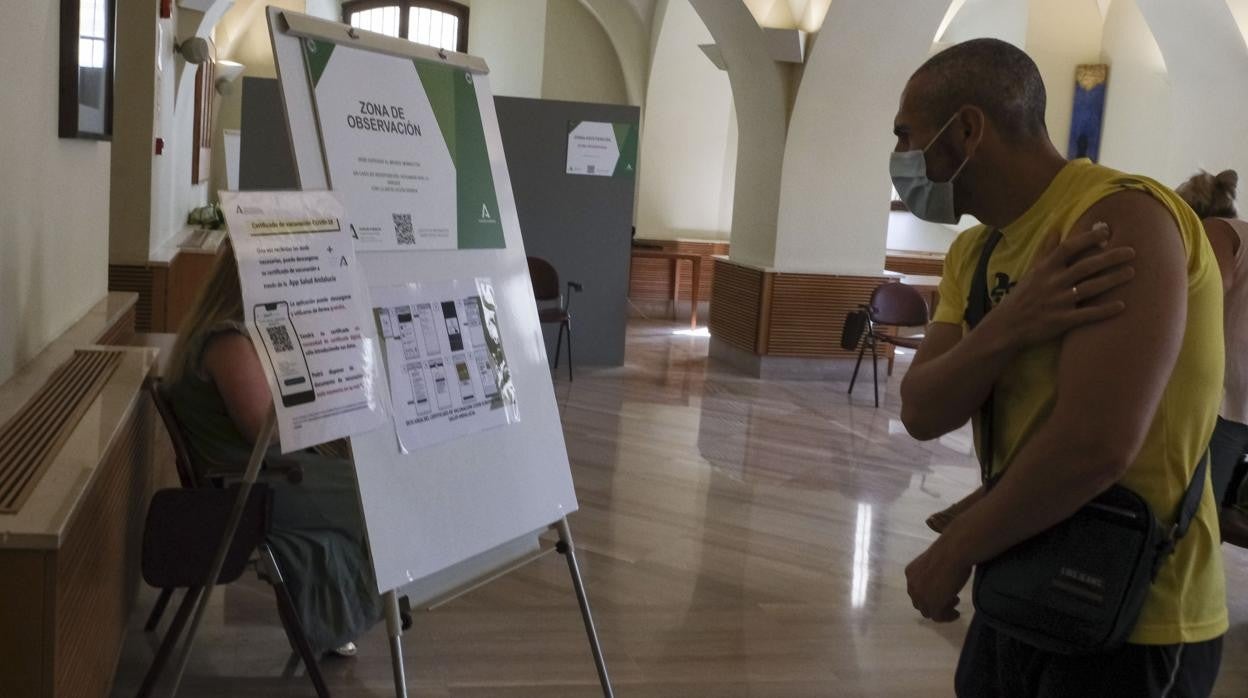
[909, 38, 1048, 142]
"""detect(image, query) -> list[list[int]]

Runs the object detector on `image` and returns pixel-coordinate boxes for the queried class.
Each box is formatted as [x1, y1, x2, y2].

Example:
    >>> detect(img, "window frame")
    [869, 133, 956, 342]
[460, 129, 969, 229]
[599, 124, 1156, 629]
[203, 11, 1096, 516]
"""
[59, 0, 115, 140]
[341, 0, 469, 54]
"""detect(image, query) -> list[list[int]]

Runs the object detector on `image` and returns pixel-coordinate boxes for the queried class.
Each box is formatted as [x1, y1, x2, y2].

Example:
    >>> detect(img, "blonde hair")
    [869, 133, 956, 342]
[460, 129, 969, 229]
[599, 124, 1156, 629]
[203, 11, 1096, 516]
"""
[1176, 169, 1238, 219]
[166, 240, 245, 385]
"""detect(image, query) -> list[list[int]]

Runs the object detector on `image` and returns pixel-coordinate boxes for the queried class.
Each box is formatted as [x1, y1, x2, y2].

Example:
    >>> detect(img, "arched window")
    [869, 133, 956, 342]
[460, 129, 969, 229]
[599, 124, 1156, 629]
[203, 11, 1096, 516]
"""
[342, 1, 469, 53]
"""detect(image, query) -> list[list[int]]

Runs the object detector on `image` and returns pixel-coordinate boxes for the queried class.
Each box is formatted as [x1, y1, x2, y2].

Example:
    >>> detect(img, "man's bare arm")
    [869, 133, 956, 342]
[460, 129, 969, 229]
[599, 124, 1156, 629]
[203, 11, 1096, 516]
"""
[900, 320, 1014, 440]
[900, 225, 1134, 441]
[939, 191, 1188, 567]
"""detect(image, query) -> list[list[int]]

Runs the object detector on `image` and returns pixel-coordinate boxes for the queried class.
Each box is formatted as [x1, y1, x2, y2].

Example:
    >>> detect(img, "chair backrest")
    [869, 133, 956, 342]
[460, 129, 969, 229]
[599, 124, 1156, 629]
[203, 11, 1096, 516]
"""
[867, 282, 929, 327]
[527, 256, 561, 302]
[840, 310, 867, 350]
[142, 484, 271, 587]
[142, 378, 272, 589]
[148, 378, 201, 489]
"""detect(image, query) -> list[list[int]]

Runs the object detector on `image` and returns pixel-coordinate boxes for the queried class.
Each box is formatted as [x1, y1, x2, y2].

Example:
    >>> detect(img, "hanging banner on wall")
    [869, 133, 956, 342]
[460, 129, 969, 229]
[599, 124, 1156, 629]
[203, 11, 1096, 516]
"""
[370, 278, 519, 453]
[300, 38, 505, 250]
[221, 189, 388, 452]
[565, 120, 638, 177]
[1067, 64, 1108, 163]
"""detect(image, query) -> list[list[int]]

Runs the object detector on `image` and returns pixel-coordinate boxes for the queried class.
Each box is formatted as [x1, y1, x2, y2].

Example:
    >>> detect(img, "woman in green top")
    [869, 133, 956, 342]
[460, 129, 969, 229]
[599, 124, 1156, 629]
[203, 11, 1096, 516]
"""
[165, 242, 383, 656]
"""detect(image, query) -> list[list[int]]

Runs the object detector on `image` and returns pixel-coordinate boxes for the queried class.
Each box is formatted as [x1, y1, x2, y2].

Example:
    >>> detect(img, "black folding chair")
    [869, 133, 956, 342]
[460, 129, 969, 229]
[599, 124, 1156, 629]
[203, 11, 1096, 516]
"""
[528, 256, 583, 381]
[137, 380, 329, 698]
[846, 282, 929, 407]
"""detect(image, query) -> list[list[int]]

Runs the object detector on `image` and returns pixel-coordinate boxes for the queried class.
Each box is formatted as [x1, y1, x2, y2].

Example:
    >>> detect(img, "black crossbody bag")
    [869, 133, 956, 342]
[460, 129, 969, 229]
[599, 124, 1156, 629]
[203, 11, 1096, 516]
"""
[965, 229, 1208, 655]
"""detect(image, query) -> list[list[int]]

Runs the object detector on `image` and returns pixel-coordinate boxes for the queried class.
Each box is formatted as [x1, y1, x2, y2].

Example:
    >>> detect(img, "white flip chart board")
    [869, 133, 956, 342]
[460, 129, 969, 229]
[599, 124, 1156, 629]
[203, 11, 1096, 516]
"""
[267, 9, 579, 594]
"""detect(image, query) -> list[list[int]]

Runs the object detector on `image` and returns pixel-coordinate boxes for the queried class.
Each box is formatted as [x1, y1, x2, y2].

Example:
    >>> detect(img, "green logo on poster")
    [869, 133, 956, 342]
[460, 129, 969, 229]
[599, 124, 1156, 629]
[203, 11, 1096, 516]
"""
[481, 204, 491, 219]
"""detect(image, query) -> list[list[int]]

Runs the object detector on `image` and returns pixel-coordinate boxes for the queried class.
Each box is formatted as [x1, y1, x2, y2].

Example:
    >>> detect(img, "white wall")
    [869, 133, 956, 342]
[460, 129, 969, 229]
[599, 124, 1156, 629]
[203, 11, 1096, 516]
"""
[213, 0, 305, 201]
[634, 0, 736, 241]
[775, 0, 952, 275]
[1231, 0, 1248, 46]
[0, 2, 110, 382]
[1135, 0, 1248, 188]
[886, 214, 961, 254]
[542, 0, 630, 105]
[110, 0, 157, 264]
[937, 0, 1028, 49]
[305, 0, 341, 20]
[1097, 0, 1172, 183]
[1024, 0, 1105, 155]
[579, 0, 652, 105]
[469, 0, 548, 98]
[690, 0, 790, 268]
[153, 3, 240, 254]
[741, 0, 832, 31]
[148, 10, 182, 252]
[719, 105, 738, 234]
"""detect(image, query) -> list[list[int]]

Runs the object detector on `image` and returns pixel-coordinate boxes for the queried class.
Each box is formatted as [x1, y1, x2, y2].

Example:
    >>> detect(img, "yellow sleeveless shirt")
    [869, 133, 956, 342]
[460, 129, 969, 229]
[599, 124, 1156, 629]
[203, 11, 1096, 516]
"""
[932, 159, 1228, 644]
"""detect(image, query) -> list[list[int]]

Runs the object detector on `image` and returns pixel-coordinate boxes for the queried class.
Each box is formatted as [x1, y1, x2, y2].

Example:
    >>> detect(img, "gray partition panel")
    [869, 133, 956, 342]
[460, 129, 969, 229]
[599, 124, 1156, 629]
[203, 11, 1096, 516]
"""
[239, 77, 299, 191]
[494, 97, 639, 367]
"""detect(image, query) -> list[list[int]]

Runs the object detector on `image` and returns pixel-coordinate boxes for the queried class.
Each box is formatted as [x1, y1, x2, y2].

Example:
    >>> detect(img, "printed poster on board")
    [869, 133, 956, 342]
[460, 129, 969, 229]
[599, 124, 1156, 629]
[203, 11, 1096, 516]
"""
[370, 279, 518, 452]
[221, 190, 387, 452]
[300, 38, 505, 251]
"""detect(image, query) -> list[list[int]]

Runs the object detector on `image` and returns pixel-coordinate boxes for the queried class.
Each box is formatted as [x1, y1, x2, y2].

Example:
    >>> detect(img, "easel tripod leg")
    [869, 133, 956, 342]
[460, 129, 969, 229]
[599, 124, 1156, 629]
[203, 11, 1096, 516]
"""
[554, 518, 614, 698]
[166, 410, 277, 698]
[384, 589, 409, 698]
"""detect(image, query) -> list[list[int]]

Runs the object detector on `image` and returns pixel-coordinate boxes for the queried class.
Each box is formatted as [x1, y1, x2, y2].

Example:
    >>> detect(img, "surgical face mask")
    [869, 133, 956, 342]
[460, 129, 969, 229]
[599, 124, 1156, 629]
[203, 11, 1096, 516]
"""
[890, 114, 970, 224]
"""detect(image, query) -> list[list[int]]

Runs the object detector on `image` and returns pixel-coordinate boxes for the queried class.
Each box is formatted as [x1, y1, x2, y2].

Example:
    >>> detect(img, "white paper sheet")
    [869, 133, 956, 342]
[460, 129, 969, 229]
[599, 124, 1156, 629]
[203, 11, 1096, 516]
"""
[370, 278, 518, 453]
[221, 190, 388, 452]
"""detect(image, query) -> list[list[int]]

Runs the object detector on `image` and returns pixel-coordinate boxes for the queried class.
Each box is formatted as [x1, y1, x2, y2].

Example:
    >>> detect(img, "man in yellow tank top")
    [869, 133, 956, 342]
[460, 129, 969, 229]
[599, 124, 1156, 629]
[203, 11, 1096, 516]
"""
[894, 39, 1226, 696]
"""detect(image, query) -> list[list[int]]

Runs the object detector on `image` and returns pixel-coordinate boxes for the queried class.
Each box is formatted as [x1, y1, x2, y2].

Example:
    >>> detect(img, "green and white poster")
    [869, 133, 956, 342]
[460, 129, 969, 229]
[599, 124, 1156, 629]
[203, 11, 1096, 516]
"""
[302, 39, 504, 250]
[565, 121, 638, 177]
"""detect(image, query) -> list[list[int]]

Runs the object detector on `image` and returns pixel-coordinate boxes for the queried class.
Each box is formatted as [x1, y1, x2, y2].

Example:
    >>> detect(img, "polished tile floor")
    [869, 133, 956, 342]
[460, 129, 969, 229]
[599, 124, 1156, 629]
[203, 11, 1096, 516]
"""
[113, 320, 1248, 696]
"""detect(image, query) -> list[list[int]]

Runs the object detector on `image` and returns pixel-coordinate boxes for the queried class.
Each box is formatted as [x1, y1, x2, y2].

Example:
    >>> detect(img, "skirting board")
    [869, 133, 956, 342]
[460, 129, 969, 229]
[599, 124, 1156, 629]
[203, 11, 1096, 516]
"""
[708, 336, 873, 382]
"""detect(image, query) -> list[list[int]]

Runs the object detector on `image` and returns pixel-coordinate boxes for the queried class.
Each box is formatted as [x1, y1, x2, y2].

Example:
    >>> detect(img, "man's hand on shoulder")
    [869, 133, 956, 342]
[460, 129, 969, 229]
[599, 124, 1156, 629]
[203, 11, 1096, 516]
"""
[899, 221, 1136, 442]
[981, 222, 1134, 349]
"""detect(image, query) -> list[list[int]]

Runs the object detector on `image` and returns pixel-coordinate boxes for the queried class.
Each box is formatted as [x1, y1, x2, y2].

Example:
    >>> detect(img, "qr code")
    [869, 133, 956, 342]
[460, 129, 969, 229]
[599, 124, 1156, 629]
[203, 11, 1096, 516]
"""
[266, 325, 294, 353]
[587, 165, 596, 174]
[394, 213, 415, 245]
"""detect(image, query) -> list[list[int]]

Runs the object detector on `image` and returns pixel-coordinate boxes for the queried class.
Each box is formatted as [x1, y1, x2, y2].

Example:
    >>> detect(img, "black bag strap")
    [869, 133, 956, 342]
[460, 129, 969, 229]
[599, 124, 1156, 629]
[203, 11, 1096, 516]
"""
[1169, 451, 1208, 546]
[964, 229, 1003, 482]
[963, 227, 1209, 548]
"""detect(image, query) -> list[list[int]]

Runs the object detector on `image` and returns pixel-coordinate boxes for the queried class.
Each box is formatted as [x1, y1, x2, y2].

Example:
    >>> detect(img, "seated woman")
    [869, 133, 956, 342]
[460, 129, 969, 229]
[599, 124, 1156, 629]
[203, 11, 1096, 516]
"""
[164, 241, 383, 656]
[1178, 169, 1248, 547]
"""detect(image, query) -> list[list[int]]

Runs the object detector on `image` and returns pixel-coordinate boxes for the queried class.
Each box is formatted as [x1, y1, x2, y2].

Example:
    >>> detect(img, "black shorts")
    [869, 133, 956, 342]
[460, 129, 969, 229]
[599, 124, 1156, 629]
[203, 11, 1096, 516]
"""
[955, 615, 1223, 698]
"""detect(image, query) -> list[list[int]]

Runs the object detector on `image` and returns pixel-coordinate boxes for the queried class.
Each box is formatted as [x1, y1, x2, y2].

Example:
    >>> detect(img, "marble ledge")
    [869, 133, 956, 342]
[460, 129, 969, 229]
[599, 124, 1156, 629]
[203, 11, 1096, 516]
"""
[0, 291, 154, 550]
[0, 345, 157, 550]
[886, 248, 947, 259]
[711, 255, 901, 278]
[0, 291, 138, 425]
[148, 226, 227, 266]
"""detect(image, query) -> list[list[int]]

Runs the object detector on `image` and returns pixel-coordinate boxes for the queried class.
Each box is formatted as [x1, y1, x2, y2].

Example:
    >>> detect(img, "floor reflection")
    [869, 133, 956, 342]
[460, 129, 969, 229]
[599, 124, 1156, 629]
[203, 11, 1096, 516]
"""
[111, 319, 1248, 697]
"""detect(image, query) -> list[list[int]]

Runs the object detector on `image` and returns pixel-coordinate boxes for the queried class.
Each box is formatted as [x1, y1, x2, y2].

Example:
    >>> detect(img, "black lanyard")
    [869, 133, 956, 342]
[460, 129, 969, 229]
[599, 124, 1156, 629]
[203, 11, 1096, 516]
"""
[964, 229, 1004, 483]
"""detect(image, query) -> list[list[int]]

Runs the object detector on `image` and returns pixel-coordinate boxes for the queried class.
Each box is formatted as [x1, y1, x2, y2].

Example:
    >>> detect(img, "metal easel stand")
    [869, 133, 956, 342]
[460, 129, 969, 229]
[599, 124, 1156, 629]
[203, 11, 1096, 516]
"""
[554, 516, 614, 698]
[382, 517, 614, 698]
[384, 589, 409, 698]
[165, 409, 278, 698]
